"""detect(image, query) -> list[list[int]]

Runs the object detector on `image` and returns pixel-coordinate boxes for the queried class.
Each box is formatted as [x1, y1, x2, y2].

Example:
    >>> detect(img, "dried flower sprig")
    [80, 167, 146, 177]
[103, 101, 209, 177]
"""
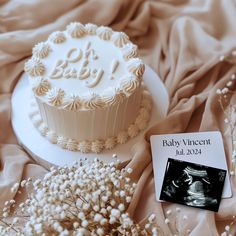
[220, 215, 236, 236]
[216, 72, 236, 175]
[218, 52, 236, 235]
[0, 158, 158, 235]
[219, 50, 236, 64]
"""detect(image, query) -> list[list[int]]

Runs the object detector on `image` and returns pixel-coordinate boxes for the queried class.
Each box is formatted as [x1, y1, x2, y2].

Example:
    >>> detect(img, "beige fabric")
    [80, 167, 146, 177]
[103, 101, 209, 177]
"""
[1, 0, 236, 235]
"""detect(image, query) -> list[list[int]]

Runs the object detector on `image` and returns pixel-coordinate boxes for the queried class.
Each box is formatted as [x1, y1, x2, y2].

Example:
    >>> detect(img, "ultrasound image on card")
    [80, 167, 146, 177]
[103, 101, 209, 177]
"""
[160, 158, 226, 212]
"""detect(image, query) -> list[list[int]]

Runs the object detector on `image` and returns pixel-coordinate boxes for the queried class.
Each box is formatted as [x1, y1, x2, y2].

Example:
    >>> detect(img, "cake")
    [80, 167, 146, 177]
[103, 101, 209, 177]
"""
[25, 22, 152, 153]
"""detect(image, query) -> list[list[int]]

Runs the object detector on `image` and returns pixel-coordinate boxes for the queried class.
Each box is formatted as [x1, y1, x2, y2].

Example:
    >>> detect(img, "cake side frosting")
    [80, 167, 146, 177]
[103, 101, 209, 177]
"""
[25, 22, 144, 111]
[29, 89, 152, 153]
[35, 85, 142, 140]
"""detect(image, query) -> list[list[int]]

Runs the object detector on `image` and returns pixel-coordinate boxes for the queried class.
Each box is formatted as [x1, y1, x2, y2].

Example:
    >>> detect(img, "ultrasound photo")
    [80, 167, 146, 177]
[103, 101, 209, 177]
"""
[160, 158, 226, 212]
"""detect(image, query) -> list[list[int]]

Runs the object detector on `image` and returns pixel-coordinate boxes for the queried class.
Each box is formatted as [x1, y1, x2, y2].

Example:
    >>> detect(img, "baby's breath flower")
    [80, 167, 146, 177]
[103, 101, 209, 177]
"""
[166, 209, 172, 215]
[126, 168, 133, 174]
[219, 55, 225, 61]
[164, 218, 170, 224]
[222, 87, 229, 94]
[225, 225, 230, 231]
[176, 207, 181, 212]
[148, 213, 156, 223]
[0, 158, 157, 235]
[20, 180, 27, 188]
[11, 183, 19, 193]
[126, 196, 132, 203]
[2, 212, 8, 218]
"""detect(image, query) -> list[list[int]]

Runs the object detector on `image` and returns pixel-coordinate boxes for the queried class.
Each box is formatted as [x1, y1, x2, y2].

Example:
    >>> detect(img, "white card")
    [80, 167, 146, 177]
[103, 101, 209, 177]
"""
[150, 131, 232, 201]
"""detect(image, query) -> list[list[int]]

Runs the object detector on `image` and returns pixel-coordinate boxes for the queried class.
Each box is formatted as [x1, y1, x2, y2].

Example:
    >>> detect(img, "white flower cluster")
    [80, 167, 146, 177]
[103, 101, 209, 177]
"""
[220, 215, 236, 236]
[219, 50, 236, 64]
[216, 72, 236, 176]
[216, 74, 235, 96]
[0, 158, 158, 236]
[217, 52, 236, 236]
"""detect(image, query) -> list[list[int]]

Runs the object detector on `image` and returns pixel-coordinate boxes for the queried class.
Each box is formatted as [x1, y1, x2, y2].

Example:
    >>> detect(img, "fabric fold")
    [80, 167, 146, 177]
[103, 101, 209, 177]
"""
[0, 0, 236, 234]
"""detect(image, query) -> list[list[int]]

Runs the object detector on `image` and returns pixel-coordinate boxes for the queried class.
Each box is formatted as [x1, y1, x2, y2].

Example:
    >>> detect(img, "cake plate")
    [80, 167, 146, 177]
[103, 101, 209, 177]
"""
[11, 65, 169, 169]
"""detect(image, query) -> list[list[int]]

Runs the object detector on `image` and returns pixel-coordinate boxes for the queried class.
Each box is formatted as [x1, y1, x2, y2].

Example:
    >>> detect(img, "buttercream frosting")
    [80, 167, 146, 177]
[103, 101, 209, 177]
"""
[114, 89, 126, 104]
[46, 131, 57, 144]
[141, 98, 152, 111]
[29, 89, 152, 153]
[78, 141, 91, 153]
[66, 22, 86, 38]
[27, 22, 151, 153]
[117, 131, 129, 144]
[105, 137, 116, 150]
[85, 23, 98, 35]
[33, 42, 51, 59]
[57, 136, 68, 149]
[112, 32, 130, 47]
[127, 124, 139, 138]
[110, 60, 119, 74]
[91, 140, 104, 153]
[135, 117, 147, 130]
[83, 93, 105, 110]
[127, 58, 145, 78]
[32, 77, 51, 96]
[26, 22, 145, 111]
[38, 123, 48, 136]
[24, 58, 45, 77]
[122, 43, 138, 60]
[139, 107, 150, 120]
[47, 88, 64, 106]
[103, 89, 125, 106]
[49, 31, 66, 44]
[135, 114, 147, 125]
[120, 75, 140, 95]
[63, 94, 82, 110]
[97, 26, 113, 40]
[66, 139, 78, 151]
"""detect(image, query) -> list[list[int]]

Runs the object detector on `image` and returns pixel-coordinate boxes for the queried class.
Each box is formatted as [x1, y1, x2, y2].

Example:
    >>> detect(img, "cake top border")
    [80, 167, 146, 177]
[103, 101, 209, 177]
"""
[24, 22, 145, 111]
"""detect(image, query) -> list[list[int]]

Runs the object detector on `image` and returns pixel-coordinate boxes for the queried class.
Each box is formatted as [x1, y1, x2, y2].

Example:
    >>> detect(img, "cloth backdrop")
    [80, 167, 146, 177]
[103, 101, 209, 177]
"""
[1, 0, 236, 235]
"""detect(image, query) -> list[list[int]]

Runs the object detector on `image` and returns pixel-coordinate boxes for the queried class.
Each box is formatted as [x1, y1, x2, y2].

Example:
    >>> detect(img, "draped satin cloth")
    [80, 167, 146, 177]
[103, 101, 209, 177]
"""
[1, 0, 236, 235]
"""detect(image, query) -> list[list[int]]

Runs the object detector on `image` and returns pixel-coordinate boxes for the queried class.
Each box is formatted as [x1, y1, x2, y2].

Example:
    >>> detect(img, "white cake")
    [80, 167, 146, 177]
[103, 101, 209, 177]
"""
[25, 22, 152, 153]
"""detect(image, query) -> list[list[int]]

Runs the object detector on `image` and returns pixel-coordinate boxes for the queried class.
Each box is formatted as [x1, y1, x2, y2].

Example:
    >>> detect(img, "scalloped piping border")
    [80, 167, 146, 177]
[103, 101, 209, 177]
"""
[29, 89, 152, 153]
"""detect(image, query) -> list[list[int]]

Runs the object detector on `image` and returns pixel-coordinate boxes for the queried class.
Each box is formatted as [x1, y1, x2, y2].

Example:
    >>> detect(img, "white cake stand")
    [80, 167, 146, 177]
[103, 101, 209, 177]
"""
[11, 66, 169, 169]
